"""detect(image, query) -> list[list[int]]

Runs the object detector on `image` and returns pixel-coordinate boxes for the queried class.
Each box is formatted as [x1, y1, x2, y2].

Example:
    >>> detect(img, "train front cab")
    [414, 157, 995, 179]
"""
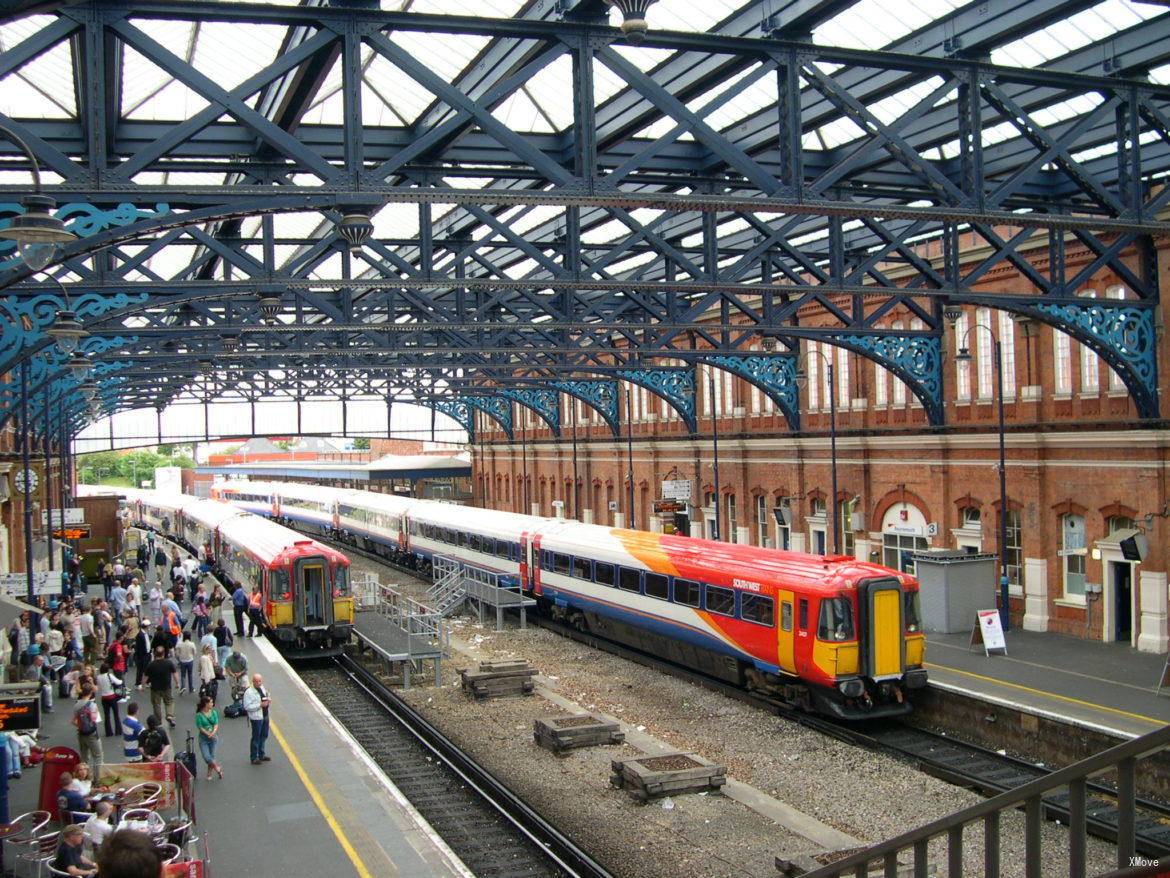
[802, 577, 927, 720]
[267, 550, 353, 655]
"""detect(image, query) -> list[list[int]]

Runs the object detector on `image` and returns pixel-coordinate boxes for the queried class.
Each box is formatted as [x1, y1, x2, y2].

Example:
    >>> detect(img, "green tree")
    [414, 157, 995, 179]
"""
[156, 443, 176, 456]
[353, 437, 370, 450]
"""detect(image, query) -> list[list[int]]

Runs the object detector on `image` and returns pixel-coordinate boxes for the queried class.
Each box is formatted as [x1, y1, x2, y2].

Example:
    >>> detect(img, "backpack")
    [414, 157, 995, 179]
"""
[223, 702, 245, 719]
[75, 703, 97, 736]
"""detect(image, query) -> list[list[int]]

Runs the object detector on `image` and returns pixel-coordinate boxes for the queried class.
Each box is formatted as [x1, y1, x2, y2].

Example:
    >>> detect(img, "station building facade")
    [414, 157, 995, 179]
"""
[471, 232, 1170, 654]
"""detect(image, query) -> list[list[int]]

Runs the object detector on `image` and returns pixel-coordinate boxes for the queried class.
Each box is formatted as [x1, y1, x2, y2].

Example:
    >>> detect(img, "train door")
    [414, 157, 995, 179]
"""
[295, 559, 330, 627]
[777, 589, 795, 674]
[793, 597, 812, 676]
[520, 532, 530, 590]
[531, 535, 543, 594]
[398, 515, 409, 553]
[331, 502, 340, 532]
[272, 494, 281, 519]
[863, 580, 904, 680]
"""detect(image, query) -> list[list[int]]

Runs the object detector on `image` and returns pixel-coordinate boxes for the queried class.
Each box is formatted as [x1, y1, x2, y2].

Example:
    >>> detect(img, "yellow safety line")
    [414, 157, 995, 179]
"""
[270, 718, 375, 878]
[925, 662, 1167, 727]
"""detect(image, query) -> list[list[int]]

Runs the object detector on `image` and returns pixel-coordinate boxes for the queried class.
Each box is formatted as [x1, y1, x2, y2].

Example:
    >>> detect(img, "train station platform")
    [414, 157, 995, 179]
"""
[7, 632, 471, 878]
[925, 628, 1170, 739]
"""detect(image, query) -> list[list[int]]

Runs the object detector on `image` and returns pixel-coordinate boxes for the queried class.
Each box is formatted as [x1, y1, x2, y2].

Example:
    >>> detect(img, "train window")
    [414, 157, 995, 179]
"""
[618, 568, 642, 593]
[673, 578, 700, 607]
[572, 557, 591, 580]
[798, 599, 808, 630]
[780, 602, 792, 631]
[270, 569, 291, 601]
[741, 594, 774, 627]
[445, 529, 456, 545]
[644, 572, 668, 600]
[459, 532, 469, 548]
[705, 584, 735, 616]
[469, 534, 481, 552]
[554, 553, 571, 575]
[482, 537, 495, 555]
[333, 566, 350, 597]
[496, 541, 509, 559]
[542, 550, 555, 569]
[904, 591, 921, 633]
[595, 562, 615, 586]
[818, 597, 855, 641]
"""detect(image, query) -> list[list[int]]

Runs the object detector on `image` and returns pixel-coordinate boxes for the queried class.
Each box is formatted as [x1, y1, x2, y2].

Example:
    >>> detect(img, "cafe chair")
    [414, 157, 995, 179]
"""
[17, 830, 58, 878]
[155, 843, 181, 864]
[2, 810, 51, 876]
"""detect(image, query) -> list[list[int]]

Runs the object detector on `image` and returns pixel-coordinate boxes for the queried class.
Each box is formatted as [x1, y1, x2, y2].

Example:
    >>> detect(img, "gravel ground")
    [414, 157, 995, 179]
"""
[350, 555, 1119, 878]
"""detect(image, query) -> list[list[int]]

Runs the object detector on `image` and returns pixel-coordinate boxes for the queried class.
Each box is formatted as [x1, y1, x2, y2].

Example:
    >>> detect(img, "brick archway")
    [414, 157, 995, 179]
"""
[872, 488, 934, 530]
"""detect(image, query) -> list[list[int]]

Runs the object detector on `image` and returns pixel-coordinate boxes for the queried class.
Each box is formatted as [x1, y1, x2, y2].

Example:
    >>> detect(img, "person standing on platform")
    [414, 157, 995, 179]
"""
[153, 546, 167, 585]
[195, 694, 223, 781]
[191, 586, 210, 638]
[247, 588, 264, 637]
[224, 648, 247, 705]
[135, 544, 147, 572]
[231, 584, 247, 637]
[197, 644, 217, 704]
[79, 604, 96, 664]
[96, 663, 123, 737]
[24, 653, 52, 713]
[242, 673, 271, 764]
[175, 632, 195, 695]
[122, 702, 143, 761]
[109, 581, 127, 620]
[132, 620, 151, 690]
[144, 646, 176, 729]
[73, 684, 103, 782]
[212, 618, 232, 670]
[147, 581, 162, 627]
[126, 578, 142, 619]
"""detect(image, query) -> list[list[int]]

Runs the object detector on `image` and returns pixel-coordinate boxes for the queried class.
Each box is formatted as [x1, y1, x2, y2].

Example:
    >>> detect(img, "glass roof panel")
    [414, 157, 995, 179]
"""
[991, 1, 1164, 67]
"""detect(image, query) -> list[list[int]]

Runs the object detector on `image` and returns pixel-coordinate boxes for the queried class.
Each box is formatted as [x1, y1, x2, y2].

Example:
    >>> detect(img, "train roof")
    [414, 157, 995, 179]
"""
[547, 522, 910, 593]
[180, 498, 248, 530]
[217, 513, 347, 565]
[406, 497, 558, 535]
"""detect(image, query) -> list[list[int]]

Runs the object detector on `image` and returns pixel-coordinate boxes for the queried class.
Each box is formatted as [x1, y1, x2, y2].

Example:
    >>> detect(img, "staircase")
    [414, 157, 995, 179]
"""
[427, 555, 466, 617]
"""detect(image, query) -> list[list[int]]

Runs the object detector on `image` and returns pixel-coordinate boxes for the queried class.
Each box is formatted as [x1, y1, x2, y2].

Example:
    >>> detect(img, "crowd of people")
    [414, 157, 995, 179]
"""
[1, 529, 279, 874]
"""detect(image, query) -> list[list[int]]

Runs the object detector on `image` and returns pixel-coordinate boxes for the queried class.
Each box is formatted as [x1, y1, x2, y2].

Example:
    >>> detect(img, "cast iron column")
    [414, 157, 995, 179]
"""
[20, 361, 33, 605]
[709, 369, 721, 542]
[828, 361, 839, 555]
[625, 386, 635, 528]
[995, 339, 1010, 631]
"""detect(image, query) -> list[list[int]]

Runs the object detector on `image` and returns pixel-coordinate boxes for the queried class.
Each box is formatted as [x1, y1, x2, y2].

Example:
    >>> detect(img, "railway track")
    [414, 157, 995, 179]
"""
[323, 534, 1170, 858]
[300, 653, 614, 878]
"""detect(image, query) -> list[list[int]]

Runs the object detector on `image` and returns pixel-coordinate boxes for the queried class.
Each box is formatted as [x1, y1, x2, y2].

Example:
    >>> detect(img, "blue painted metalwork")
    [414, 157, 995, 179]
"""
[1034, 301, 1158, 418]
[704, 354, 800, 431]
[0, 292, 149, 364]
[617, 367, 696, 432]
[429, 399, 474, 436]
[500, 388, 560, 436]
[823, 333, 944, 426]
[0, 202, 170, 270]
[464, 395, 514, 438]
[551, 379, 620, 436]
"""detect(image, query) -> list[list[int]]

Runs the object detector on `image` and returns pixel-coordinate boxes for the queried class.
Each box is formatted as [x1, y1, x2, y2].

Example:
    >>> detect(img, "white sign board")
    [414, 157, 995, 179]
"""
[972, 609, 1008, 656]
[42, 508, 83, 528]
[154, 466, 182, 494]
[661, 479, 692, 502]
[0, 571, 54, 597]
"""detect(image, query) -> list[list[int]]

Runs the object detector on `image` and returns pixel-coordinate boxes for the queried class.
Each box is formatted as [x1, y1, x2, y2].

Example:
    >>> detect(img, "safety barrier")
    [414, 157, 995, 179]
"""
[800, 722, 1170, 878]
[351, 573, 445, 688]
[429, 554, 535, 631]
[428, 556, 467, 617]
[352, 571, 380, 611]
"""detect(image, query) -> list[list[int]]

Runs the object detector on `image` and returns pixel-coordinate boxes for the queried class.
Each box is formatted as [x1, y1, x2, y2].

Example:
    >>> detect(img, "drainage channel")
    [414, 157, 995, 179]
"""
[298, 655, 613, 878]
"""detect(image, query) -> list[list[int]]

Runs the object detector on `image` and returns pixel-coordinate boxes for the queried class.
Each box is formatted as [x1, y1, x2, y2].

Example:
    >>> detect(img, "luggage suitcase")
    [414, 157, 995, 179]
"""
[175, 730, 197, 777]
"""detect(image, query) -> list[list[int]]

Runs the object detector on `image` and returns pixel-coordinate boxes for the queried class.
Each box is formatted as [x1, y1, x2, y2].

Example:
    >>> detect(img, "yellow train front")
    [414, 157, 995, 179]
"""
[214, 512, 354, 658]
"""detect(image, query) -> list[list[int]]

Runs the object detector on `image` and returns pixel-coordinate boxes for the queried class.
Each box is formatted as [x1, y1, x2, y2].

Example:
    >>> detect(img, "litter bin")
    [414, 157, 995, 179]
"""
[38, 746, 79, 821]
[910, 550, 997, 633]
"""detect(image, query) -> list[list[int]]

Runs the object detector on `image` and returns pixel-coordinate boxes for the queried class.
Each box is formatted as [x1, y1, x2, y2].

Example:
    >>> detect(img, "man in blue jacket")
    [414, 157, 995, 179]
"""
[231, 584, 247, 637]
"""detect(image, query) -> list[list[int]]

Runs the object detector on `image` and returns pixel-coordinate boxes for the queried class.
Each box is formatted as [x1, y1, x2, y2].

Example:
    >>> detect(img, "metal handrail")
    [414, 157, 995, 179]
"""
[802, 722, 1170, 878]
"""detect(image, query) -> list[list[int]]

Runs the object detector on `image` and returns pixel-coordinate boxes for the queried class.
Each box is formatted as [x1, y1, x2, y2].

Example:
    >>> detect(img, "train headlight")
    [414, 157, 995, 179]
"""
[837, 678, 865, 698]
[907, 623, 920, 633]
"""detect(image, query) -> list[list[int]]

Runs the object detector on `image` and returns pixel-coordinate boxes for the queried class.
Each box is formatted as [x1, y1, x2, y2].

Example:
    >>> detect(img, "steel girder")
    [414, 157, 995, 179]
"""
[0, 2, 1167, 438]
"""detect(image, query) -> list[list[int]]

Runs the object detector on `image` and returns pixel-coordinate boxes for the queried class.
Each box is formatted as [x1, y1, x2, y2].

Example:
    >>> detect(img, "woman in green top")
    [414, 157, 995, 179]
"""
[195, 695, 223, 780]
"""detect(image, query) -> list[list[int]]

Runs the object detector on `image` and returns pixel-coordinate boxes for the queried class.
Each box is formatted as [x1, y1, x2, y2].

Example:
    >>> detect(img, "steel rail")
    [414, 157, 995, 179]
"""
[325, 651, 614, 878]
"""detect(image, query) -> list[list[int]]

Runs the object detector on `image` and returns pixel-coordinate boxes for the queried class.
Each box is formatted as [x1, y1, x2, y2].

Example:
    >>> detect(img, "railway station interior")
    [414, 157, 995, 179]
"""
[0, 0, 1168, 876]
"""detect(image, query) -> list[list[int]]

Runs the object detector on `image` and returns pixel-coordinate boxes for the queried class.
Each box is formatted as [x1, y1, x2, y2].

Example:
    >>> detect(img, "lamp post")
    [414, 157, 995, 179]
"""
[948, 309, 1011, 632]
[708, 368, 722, 542]
[624, 385, 635, 529]
[795, 346, 838, 554]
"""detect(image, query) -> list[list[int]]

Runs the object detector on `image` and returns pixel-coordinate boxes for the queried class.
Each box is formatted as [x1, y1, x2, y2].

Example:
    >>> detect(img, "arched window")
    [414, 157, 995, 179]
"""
[1107, 515, 1135, 536]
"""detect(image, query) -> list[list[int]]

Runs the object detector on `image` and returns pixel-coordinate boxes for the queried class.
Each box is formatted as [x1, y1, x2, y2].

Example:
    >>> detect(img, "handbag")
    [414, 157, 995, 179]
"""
[214, 663, 225, 681]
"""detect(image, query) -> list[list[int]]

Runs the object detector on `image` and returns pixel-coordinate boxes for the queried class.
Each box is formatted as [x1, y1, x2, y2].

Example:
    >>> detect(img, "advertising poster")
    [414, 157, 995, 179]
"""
[97, 760, 178, 810]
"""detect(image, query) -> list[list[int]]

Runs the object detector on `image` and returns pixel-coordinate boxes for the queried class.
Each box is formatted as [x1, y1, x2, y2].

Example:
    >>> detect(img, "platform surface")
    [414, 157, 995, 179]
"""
[926, 628, 1170, 738]
[352, 610, 440, 660]
[7, 535, 470, 878]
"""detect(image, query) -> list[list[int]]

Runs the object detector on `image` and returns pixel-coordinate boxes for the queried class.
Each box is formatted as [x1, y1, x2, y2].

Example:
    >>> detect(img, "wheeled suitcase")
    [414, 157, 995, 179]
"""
[175, 730, 197, 777]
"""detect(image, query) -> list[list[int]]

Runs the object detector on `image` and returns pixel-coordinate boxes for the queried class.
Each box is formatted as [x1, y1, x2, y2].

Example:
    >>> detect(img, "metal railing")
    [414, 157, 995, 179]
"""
[428, 555, 466, 616]
[801, 722, 1170, 878]
[352, 571, 380, 611]
[373, 581, 445, 653]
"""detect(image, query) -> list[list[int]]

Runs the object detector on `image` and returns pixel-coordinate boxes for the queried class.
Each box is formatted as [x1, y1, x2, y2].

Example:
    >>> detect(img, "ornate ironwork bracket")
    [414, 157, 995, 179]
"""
[500, 388, 560, 437]
[551, 379, 620, 436]
[0, 202, 171, 272]
[0, 292, 149, 367]
[1032, 301, 1158, 418]
[703, 354, 800, 431]
[821, 333, 943, 426]
[464, 395, 514, 439]
[428, 398, 474, 437]
[616, 367, 697, 433]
